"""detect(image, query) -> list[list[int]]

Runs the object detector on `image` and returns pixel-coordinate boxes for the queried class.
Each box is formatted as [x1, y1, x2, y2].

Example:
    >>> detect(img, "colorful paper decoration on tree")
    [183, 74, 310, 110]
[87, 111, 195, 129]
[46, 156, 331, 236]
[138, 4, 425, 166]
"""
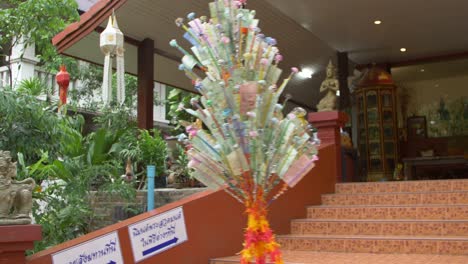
[56, 64, 70, 112]
[171, 1, 319, 263]
[100, 11, 125, 105]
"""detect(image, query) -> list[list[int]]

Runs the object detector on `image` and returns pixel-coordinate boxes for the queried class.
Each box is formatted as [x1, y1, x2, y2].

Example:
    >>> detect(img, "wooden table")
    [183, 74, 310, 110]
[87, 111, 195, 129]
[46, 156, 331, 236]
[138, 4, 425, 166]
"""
[402, 156, 467, 180]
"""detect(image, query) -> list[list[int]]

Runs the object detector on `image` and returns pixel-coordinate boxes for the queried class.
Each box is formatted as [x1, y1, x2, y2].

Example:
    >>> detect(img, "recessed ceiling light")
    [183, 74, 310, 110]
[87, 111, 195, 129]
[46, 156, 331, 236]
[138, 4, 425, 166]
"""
[400, 48, 407, 52]
[420, 69, 425, 72]
[298, 68, 313, 79]
[374, 20, 382, 25]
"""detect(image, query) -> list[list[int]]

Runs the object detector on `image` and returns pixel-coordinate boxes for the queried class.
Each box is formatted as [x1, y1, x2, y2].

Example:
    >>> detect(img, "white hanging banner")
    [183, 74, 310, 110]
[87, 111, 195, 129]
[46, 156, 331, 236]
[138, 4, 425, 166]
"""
[128, 207, 188, 262]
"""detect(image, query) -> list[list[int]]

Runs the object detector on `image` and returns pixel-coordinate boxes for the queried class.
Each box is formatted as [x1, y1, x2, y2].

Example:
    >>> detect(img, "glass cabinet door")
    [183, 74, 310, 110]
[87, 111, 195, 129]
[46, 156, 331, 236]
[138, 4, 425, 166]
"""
[381, 91, 393, 108]
[366, 91, 378, 108]
[355, 86, 398, 181]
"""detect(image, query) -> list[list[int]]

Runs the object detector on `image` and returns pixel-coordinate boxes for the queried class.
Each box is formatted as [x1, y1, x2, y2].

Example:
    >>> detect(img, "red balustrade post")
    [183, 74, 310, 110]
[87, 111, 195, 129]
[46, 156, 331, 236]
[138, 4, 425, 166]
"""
[308, 111, 349, 183]
[0, 225, 42, 264]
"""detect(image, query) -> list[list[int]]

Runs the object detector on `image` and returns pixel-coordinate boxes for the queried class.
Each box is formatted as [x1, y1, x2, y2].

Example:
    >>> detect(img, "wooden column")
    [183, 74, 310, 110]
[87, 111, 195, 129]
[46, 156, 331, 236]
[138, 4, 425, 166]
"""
[337, 52, 350, 110]
[137, 38, 154, 130]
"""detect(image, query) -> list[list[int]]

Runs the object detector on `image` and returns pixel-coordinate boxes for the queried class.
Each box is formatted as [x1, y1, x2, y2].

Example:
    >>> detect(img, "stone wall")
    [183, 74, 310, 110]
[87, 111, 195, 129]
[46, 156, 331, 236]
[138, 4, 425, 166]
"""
[89, 188, 205, 230]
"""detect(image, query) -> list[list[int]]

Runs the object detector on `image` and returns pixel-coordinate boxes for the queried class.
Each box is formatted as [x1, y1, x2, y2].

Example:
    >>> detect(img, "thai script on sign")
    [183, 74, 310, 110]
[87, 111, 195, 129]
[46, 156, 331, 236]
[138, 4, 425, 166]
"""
[140, 224, 176, 248]
[67, 239, 117, 264]
[131, 211, 182, 237]
[128, 206, 188, 262]
[51, 232, 123, 264]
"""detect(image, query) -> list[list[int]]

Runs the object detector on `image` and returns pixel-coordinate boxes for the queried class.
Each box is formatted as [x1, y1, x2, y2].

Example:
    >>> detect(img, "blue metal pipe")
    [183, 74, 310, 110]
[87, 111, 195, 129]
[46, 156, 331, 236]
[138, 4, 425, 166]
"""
[147, 165, 156, 211]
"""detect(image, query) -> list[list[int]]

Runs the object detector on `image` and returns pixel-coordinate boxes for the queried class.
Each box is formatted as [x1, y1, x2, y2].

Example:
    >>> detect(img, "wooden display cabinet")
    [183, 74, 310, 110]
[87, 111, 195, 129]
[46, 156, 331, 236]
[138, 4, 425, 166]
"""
[355, 67, 398, 181]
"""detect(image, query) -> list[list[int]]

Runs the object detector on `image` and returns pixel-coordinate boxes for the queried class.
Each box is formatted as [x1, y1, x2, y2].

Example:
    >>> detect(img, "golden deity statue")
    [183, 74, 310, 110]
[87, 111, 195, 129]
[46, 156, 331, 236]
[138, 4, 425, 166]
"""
[317, 60, 339, 111]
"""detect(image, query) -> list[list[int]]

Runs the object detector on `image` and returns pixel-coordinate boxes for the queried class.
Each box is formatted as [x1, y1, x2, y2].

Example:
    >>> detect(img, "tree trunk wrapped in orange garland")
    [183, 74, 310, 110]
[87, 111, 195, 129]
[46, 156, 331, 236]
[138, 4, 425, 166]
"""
[171, 1, 319, 263]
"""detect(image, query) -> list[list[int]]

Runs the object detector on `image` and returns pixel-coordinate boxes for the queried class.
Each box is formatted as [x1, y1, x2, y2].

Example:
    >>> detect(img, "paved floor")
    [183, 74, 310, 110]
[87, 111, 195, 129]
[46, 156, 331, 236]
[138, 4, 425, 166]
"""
[211, 251, 468, 264]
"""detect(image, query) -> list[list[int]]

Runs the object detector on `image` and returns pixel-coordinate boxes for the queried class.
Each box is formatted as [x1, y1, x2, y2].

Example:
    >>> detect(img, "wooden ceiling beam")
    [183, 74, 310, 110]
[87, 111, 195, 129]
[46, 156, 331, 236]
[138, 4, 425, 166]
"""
[356, 51, 468, 70]
[391, 51, 468, 68]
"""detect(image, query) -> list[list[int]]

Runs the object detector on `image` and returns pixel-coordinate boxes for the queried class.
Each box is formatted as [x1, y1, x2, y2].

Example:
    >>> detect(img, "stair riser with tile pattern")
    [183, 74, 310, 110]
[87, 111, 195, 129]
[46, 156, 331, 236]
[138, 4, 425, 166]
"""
[277, 237, 468, 255]
[322, 191, 468, 206]
[210, 251, 468, 264]
[335, 179, 468, 194]
[210, 179, 468, 262]
[291, 220, 468, 236]
[307, 205, 468, 220]
[210, 260, 280, 264]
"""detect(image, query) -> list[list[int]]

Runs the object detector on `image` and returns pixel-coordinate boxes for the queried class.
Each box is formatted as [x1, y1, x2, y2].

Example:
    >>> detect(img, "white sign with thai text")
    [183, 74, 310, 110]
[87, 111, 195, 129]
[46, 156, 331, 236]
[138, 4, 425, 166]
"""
[128, 206, 188, 262]
[52, 232, 123, 264]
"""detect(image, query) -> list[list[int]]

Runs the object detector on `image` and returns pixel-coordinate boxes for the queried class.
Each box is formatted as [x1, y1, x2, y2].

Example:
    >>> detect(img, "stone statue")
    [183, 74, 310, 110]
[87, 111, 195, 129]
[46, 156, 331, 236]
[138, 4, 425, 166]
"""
[317, 60, 340, 111]
[0, 151, 35, 225]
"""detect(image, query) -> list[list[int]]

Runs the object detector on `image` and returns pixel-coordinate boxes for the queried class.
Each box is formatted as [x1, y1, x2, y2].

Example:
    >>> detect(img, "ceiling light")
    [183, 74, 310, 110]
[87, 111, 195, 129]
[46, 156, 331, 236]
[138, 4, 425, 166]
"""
[420, 69, 425, 72]
[400, 48, 407, 52]
[298, 68, 313, 79]
[374, 20, 382, 25]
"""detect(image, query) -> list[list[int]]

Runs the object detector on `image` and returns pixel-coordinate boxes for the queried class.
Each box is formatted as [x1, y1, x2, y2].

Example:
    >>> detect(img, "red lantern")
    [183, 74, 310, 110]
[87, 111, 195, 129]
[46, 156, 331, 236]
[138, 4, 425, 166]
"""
[56, 65, 70, 109]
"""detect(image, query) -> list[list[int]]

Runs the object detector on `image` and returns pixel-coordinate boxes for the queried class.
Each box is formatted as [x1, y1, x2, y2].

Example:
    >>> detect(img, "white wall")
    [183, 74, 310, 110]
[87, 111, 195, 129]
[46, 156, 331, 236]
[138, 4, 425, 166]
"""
[397, 74, 468, 116]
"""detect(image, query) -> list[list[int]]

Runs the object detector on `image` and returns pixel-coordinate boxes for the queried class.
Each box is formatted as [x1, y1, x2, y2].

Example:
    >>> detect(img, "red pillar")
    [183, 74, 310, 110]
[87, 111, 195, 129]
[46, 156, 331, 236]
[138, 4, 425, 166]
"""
[137, 38, 154, 130]
[0, 225, 42, 264]
[308, 111, 348, 182]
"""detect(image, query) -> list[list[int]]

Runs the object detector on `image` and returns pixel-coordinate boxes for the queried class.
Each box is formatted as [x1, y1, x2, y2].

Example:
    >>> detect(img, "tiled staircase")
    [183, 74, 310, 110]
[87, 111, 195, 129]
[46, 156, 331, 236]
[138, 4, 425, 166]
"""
[211, 179, 468, 263]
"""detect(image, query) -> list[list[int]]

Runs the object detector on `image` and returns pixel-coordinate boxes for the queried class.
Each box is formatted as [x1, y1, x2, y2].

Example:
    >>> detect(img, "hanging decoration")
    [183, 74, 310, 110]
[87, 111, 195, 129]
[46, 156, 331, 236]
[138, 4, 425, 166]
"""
[171, 1, 319, 263]
[56, 64, 70, 113]
[100, 11, 125, 105]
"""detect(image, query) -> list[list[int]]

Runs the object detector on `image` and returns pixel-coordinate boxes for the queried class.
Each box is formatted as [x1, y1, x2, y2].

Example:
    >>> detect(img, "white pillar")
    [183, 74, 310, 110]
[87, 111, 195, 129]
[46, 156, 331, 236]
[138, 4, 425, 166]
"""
[9, 37, 40, 88]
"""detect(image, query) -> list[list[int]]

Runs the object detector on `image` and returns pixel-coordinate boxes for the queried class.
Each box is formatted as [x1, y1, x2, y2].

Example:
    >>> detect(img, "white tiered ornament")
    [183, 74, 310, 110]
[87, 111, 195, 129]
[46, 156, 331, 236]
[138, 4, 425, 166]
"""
[100, 12, 125, 105]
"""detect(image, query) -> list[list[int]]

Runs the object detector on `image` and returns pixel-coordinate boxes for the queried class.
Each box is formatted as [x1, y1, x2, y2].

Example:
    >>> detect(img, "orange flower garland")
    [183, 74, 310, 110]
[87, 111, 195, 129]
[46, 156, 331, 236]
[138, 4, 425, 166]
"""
[241, 188, 283, 264]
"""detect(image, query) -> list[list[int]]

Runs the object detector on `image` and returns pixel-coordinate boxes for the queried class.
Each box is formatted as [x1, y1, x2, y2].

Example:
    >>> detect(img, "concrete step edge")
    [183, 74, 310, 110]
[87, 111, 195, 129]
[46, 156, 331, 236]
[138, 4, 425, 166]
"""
[323, 190, 468, 197]
[276, 234, 468, 241]
[335, 179, 468, 186]
[307, 204, 468, 209]
[291, 218, 468, 223]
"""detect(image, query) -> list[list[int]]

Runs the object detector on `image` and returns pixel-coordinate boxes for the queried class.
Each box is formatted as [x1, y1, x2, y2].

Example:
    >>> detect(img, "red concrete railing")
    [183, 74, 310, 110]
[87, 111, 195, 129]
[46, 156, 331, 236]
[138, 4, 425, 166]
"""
[26, 143, 338, 264]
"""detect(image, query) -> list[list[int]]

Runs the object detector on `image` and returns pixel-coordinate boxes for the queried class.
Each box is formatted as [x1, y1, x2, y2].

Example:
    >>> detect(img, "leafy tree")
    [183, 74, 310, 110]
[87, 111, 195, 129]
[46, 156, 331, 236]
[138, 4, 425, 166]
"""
[0, 89, 82, 165]
[1, 89, 136, 252]
[0, 0, 79, 86]
[167, 87, 198, 134]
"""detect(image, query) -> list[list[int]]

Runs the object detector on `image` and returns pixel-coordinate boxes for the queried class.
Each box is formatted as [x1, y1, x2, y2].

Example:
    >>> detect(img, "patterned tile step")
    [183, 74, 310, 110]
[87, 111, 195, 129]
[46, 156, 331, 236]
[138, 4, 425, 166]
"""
[291, 219, 468, 236]
[321, 191, 468, 206]
[335, 179, 468, 194]
[276, 235, 468, 255]
[307, 205, 468, 220]
[210, 251, 468, 264]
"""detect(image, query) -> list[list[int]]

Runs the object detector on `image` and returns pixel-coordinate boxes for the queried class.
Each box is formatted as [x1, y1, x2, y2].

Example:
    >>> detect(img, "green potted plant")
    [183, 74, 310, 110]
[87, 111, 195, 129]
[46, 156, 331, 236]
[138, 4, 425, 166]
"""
[138, 129, 167, 189]
[167, 144, 194, 188]
[138, 129, 167, 211]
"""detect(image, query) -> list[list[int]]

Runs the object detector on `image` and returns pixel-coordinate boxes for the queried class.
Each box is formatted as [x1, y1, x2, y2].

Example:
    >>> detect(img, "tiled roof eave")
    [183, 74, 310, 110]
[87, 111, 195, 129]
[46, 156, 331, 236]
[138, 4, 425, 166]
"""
[52, 0, 128, 54]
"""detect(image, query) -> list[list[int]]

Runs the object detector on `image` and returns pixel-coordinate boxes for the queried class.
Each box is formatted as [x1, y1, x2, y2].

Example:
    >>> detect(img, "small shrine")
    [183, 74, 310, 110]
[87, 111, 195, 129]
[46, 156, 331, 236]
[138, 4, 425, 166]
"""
[354, 66, 398, 181]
